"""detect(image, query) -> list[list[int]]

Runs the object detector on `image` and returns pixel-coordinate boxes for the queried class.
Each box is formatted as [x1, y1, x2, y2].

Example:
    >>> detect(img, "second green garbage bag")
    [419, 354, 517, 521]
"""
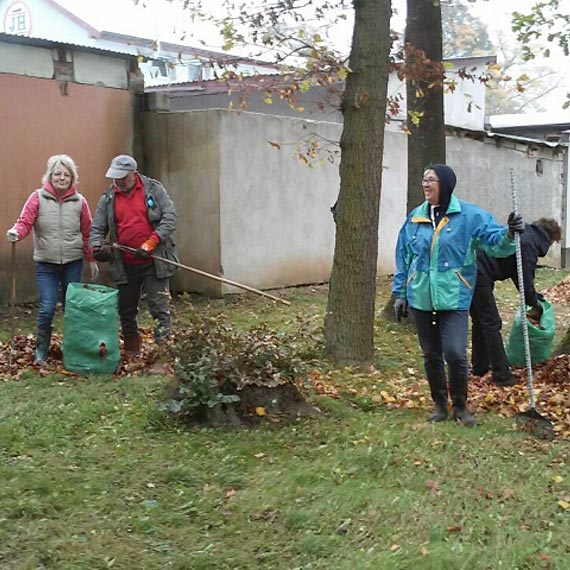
[62, 283, 120, 374]
[506, 299, 555, 366]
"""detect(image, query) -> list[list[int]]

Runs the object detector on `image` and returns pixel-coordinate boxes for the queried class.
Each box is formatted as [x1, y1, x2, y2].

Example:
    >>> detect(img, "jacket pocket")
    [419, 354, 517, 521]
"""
[455, 270, 472, 290]
[406, 271, 417, 286]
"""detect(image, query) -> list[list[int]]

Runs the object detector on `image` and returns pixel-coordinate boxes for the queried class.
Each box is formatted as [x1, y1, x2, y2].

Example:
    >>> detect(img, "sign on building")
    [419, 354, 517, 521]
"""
[3, 1, 32, 37]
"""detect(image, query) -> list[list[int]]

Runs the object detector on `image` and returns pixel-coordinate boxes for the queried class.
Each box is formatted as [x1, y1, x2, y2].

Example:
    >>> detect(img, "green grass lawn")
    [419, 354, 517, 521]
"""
[1, 269, 570, 569]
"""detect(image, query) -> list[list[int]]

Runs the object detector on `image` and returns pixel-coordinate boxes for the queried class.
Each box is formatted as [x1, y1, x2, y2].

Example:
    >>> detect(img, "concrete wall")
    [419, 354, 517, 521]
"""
[140, 109, 408, 295]
[142, 111, 222, 296]
[446, 133, 564, 267]
[217, 112, 341, 293]
[139, 108, 567, 298]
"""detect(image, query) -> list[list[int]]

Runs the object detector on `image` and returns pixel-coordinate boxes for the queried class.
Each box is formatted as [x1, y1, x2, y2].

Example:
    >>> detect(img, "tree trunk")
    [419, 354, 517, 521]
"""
[324, 0, 392, 364]
[405, 0, 446, 212]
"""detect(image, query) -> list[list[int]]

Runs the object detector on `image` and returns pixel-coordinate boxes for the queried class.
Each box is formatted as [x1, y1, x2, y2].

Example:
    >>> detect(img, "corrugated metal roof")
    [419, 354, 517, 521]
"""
[0, 31, 137, 58]
[488, 112, 570, 130]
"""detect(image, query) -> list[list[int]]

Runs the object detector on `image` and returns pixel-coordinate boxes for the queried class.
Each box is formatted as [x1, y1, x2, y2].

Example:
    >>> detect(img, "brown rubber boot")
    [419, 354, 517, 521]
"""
[124, 335, 141, 356]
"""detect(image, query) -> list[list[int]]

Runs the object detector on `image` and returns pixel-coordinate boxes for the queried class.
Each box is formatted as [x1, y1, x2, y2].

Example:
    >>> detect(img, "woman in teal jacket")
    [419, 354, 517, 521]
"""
[392, 164, 523, 426]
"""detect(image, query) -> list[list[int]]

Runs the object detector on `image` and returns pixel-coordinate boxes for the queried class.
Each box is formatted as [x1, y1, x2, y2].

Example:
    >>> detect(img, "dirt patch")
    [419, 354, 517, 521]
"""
[165, 381, 322, 427]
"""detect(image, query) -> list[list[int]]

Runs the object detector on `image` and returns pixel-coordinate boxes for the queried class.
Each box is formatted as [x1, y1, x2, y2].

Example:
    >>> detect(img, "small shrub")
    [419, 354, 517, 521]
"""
[162, 313, 320, 421]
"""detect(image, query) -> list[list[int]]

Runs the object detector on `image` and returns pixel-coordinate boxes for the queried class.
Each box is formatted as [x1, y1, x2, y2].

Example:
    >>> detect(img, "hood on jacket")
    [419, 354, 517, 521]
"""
[42, 182, 78, 201]
[429, 164, 457, 212]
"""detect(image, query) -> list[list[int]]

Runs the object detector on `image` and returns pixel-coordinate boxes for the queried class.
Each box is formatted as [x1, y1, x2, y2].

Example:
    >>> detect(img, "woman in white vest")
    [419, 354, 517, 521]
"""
[6, 154, 98, 365]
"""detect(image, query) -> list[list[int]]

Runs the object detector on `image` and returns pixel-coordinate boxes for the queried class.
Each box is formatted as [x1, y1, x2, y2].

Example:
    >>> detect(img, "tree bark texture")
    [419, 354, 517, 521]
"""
[405, 0, 446, 212]
[324, 0, 392, 364]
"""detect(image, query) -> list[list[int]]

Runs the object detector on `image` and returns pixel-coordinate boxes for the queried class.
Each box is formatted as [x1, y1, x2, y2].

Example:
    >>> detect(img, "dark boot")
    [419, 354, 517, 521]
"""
[452, 407, 477, 427]
[427, 403, 448, 422]
[449, 374, 476, 425]
[492, 368, 515, 387]
[34, 328, 51, 365]
[124, 334, 141, 356]
[426, 373, 449, 422]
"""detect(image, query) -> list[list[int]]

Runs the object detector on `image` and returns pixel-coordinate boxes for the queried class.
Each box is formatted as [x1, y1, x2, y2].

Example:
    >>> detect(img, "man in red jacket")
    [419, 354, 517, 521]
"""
[89, 155, 177, 374]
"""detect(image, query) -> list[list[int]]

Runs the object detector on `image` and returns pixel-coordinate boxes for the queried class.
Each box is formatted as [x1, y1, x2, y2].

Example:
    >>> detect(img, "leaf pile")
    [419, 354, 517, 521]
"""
[468, 358, 570, 438]
[543, 277, 570, 304]
[0, 327, 162, 381]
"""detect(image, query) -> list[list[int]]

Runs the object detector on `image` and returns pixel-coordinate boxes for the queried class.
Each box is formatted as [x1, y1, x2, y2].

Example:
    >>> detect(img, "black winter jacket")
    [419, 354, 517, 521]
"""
[476, 223, 551, 307]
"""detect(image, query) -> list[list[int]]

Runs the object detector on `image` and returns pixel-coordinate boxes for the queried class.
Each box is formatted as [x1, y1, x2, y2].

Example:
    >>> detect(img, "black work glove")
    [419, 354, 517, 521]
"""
[92, 245, 112, 262]
[527, 302, 543, 322]
[507, 212, 524, 239]
[394, 297, 409, 322]
[135, 246, 152, 258]
[135, 237, 158, 258]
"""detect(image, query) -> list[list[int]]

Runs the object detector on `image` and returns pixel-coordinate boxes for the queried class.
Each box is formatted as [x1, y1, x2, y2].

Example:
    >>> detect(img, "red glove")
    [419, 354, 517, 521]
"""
[135, 234, 161, 258]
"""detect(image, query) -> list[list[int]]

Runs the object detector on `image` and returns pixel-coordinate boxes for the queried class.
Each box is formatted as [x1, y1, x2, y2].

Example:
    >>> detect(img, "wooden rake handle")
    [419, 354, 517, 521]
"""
[111, 243, 291, 306]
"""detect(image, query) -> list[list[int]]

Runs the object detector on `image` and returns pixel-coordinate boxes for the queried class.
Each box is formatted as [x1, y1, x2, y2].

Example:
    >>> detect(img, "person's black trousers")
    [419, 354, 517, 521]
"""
[410, 308, 469, 410]
[118, 262, 171, 343]
[469, 278, 512, 381]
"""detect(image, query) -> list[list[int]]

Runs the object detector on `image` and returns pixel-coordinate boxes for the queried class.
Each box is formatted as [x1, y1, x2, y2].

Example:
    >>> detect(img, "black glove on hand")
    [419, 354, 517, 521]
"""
[135, 246, 152, 258]
[92, 245, 112, 262]
[527, 302, 543, 322]
[507, 212, 524, 239]
[394, 297, 409, 322]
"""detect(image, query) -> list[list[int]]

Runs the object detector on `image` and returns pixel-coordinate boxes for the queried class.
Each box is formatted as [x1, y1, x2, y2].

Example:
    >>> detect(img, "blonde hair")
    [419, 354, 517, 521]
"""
[42, 154, 79, 186]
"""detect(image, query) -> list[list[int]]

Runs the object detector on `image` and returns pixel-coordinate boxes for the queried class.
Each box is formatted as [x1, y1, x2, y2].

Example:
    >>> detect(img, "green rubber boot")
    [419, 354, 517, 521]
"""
[34, 328, 51, 365]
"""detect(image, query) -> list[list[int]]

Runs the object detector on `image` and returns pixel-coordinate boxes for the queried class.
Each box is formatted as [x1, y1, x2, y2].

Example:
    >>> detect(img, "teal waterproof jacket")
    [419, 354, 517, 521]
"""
[392, 195, 516, 311]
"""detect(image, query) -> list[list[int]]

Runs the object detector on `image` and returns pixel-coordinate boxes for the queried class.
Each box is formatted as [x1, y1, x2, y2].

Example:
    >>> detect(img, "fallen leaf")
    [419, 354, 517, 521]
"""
[426, 480, 440, 495]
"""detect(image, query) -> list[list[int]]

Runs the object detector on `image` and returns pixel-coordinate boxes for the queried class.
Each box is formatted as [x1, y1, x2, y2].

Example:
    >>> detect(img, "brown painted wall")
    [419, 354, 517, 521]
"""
[0, 73, 135, 304]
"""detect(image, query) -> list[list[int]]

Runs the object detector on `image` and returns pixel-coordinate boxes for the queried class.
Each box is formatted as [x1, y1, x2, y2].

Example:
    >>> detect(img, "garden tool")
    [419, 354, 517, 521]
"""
[9, 241, 16, 370]
[510, 169, 554, 440]
[112, 243, 291, 306]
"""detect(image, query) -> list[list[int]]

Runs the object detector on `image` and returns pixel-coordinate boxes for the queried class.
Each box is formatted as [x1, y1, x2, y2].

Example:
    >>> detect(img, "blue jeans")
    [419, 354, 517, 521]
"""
[35, 260, 83, 331]
[410, 308, 469, 409]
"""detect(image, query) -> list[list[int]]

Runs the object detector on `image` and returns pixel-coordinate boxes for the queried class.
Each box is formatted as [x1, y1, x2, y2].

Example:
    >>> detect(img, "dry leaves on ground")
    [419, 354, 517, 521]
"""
[543, 277, 570, 304]
[306, 356, 570, 439]
[2, 328, 570, 438]
[0, 327, 163, 381]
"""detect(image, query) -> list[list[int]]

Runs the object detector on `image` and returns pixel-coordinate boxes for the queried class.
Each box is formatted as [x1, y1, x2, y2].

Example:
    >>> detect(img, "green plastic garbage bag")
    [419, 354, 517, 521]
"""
[62, 283, 120, 374]
[506, 299, 555, 366]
